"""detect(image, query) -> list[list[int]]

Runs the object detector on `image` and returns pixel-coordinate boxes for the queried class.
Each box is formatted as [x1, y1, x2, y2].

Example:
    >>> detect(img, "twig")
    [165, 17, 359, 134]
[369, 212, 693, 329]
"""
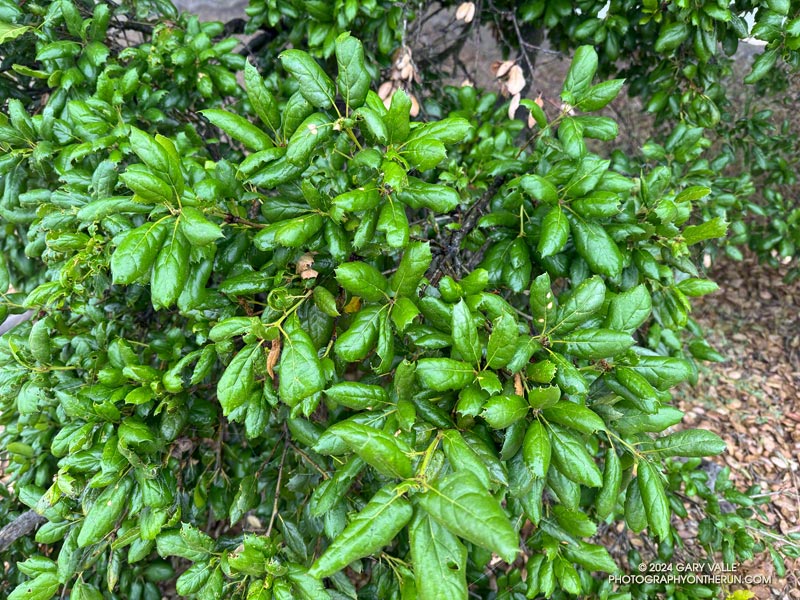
[265, 436, 289, 537]
[0, 510, 47, 552]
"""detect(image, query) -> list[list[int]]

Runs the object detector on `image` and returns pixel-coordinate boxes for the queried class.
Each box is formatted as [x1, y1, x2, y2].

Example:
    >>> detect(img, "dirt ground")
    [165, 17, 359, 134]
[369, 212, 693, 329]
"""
[673, 252, 800, 599]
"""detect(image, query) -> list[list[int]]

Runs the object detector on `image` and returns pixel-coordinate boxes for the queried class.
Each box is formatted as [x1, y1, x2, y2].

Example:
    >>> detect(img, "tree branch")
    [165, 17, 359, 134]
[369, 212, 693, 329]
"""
[0, 510, 47, 552]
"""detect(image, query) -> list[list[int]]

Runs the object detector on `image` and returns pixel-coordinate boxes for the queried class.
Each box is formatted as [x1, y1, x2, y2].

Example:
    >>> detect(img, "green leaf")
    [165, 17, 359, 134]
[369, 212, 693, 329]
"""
[151, 225, 190, 310]
[527, 385, 561, 409]
[549, 427, 602, 488]
[556, 329, 634, 359]
[624, 478, 647, 532]
[0, 251, 9, 293]
[520, 175, 558, 204]
[377, 198, 410, 248]
[481, 394, 528, 429]
[552, 276, 606, 334]
[744, 48, 779, 84]
[408, 117, 471, 145]
[217, 344, 260, 415]
[486, 312, 518, 369]
[176, 563, 212, 596]
[110, 219, 170, 285]
[244, 60, 280, 134]
[325, 382, 388, 410]
[8, 573, 60, 600]
[675, 278, 719, 297]
[385, 88, 412, 143]
[628, 356, 692, 390]
[402, 137, 447, 171]
[200, 109, 273, 151]
[390, 241, 432, 297]
[335, 305, 382, 362]
[595, 450, 622, 519]
[538, 205, 569, 258]
[119, 168, 173, 203]
[333, 186, 381, 212]
[280, 50, 336, 109]
[309, 486, 412, 578]
[523, 420, 551, 478]
[322, 422, 413, 478]
[417, 471, 519, 563]
[279, 315, 326, 406]
[286, 113, 332, 166]
[77, 478, 133, 547]
[452, 300, 482, 366]
[654, 22, 690, 53]
[416, 358, 474, 391]
[569, 216, 623, 277]
[398, 178, 460, 213]
[179, 207, 223, 246]
[564, 46, 598, 96]
[156, 524, 214, 561]
[578, 79, 625, 111]
[408, 510, 468, 600]
[565, 156, 609, 197]
[683, 217, 728, 245]
[336, 261, 389, 302]
[637, 461, 670, 540]
[605, 285, 651, 332]
[654, 429, 726, 457]
[542, 402, 606, 435]
[0, 21, 31, 44]
[335, 32, 370, 110]
[442, 430, 492, 489]
[529, 273, 557, 330]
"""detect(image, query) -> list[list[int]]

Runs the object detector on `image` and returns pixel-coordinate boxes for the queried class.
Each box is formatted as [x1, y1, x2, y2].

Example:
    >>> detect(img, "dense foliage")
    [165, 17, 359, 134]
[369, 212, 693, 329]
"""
[2, 1, 799, 599]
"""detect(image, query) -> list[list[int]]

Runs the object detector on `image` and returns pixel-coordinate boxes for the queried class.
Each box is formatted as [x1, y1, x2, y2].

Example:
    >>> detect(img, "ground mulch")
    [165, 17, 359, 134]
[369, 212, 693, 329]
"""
[676, 251, 800, 599]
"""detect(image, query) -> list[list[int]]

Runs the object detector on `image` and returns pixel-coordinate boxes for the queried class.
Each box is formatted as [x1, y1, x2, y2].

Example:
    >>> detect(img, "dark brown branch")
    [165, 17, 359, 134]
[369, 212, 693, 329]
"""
[0, 510, 47, 552]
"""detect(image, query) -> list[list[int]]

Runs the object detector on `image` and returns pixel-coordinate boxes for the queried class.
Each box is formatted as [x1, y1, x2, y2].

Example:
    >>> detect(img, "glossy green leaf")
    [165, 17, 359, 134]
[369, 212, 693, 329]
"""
[201, 109, 273, 151]
[549, 426, 602, 488]
[523, 420, 550, 479]
[336, 261, 389, 302]
[654, 429, 727, 457]
[244, 60, 280, 133]
[538, 205, 569, 258]
[416, 358, 474, 391]
[556, 329, 633, 359]
[151, 225, 190, 310]
[377, 199, 410, 248]
[325, 382, 388, 410]
[390, 241, 432, 297]
[110, 219, 170, 285]
[569, 216, 623, 277]
[451, 300, 482, 366]
[279, 315, 326, 406]
[637, 461, 670, 540]
[542, 402, 606, 435]
[310, 486, 412, 578]
[552, 276, 606, 334]
[335, 33, 370, 110]
[322, 422, 413, 478]
[217, 344, 260, 415]
[281, 50, 336, 109]
[408, 510, 468, 600]
[418, 471, 519, 563]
